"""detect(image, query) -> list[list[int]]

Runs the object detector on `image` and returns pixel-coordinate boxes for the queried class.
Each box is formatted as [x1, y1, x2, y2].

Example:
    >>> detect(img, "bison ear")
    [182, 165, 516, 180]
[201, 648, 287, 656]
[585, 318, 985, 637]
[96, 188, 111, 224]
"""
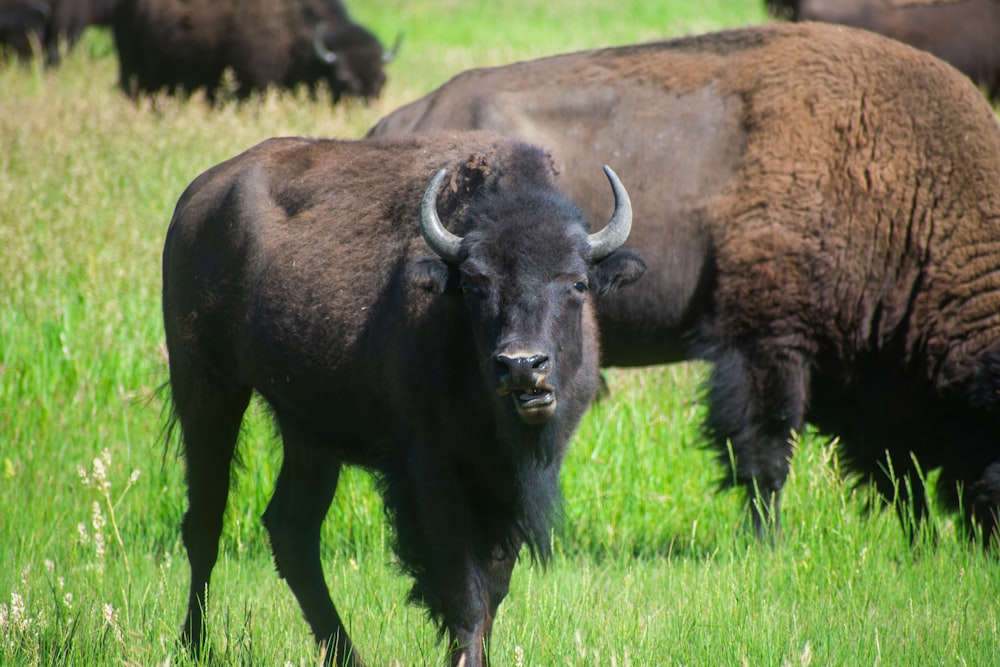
[589, 249, 646, 296]
[405, 257, 453, 294]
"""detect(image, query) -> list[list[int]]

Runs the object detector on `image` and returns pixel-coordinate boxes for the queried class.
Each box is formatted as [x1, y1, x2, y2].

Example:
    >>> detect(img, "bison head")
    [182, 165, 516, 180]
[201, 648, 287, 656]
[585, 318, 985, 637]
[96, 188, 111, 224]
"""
[313, 22, 398, 101]
[409, 166, 646, 426]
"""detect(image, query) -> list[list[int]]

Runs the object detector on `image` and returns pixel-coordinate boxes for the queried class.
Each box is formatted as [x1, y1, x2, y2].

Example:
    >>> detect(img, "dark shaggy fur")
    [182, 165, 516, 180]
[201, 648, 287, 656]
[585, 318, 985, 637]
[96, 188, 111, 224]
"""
[161, 130, 644, 666]
[368, 22, 1000, 545]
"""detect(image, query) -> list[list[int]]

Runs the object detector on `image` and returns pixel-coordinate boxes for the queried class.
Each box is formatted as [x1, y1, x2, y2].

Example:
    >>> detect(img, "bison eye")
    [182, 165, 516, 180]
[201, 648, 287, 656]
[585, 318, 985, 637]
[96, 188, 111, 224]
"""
[460, 279, 484, 297]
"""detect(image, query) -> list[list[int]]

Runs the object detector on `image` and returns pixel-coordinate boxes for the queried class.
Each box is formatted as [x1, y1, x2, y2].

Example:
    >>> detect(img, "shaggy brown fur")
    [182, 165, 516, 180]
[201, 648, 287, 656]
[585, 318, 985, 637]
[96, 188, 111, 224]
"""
[369, 22, 1000, 543]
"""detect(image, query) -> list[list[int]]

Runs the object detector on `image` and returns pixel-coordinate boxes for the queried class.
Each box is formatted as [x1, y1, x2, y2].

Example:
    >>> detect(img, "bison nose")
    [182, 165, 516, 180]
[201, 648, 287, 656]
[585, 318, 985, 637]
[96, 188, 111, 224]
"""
[494, 351, 557, 423]
[494, 352, 550, 388]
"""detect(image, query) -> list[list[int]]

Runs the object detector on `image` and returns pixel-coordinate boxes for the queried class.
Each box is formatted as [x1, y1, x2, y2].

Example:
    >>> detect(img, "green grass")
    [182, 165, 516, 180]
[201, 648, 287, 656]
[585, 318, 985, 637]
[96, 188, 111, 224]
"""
[3, 1, 999, 665]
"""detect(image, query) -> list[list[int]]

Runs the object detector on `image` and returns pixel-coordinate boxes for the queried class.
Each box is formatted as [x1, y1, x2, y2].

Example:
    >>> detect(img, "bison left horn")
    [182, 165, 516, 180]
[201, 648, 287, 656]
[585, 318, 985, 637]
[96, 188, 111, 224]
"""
[420, 169, 465, 264]
[313, 23, 337, 64]
[587, 166, 633, 260]
[383, 32, 404, 63]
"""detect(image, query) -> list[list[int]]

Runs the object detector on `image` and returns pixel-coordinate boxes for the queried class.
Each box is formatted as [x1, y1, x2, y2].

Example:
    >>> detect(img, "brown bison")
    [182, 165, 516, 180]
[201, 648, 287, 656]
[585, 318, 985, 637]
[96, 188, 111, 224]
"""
[112, 0, 396, 103]
[0, 0, 48, 61]
[767, 0, 1000, 103]
[162, 130, 645, 666]
[0, 0, 113, 65]
[368, 22, 1000, 544]
[42, 0, 115, 64]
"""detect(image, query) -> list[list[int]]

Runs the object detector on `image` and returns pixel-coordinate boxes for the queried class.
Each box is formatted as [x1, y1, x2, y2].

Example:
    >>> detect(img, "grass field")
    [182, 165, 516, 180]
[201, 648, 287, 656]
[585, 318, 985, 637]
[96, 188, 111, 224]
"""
[3, 1, 1000, 665]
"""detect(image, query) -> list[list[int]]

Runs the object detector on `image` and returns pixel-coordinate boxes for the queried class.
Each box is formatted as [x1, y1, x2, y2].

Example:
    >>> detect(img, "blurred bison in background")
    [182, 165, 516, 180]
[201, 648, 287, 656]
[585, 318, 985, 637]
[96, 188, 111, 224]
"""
[0, 0, 111, 64]
[163, 130, 644, 666]
[0, 0, 48, 61]
[369, 22, 1000, 546]
[767, 0, 1000, 103]
[112, 0, 396, 103]
[43, 0, 114, 64]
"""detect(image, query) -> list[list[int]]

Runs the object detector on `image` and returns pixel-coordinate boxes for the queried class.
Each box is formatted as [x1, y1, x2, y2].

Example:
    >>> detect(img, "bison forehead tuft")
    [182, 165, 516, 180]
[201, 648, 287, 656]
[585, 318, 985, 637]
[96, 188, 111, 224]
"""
[463, 188, 591, 260]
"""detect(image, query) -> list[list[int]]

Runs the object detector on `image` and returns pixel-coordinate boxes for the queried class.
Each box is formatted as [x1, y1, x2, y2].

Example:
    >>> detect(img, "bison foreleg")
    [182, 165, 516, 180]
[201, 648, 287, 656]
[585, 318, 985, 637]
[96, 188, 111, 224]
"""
[262, 425, 359, 667]
[481, 549, 518, 664]
[442, 546, 519, 666]
[706, 343, 810, 536]
[440, 556, 497, 667]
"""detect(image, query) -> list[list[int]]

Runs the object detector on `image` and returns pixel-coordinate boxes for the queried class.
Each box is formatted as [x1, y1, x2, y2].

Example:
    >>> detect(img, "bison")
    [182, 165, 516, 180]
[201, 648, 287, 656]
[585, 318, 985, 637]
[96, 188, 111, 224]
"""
[368, 22, 1000, 545]
[41, 0, 115, 65]
[767, 0, 1000, 104]
[0, 0, 113, 65]
[162, 130, 645, 666]
[112, 0, 396, 104]
[0, 0, 49, 61]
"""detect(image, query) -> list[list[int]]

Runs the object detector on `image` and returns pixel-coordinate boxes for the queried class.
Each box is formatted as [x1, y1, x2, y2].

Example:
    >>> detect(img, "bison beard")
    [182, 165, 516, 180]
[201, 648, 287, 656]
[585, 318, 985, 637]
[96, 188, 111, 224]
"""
[161, 130, 644, 666]
[367, 21, 1000, 547]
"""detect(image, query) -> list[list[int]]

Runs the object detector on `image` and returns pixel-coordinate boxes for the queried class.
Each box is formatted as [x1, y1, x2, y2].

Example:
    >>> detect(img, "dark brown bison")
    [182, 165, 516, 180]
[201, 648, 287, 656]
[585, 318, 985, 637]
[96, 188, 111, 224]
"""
[112, 0, 395, 103]
[0, 0, 113, 65]
[0, 0, 48, 61]
[768, 0, 1000, 103]
[43, 0, 115, 64]
[368, 22, 1000, 544]
[162, 130, 645, 666]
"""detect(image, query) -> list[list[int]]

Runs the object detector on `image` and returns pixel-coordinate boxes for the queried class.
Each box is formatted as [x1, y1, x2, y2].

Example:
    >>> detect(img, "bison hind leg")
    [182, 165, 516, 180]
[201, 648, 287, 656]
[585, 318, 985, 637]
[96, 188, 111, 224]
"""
[705, 343, 811, 536]
[173, 379, 252, 658]
[261, 419, 361, 667]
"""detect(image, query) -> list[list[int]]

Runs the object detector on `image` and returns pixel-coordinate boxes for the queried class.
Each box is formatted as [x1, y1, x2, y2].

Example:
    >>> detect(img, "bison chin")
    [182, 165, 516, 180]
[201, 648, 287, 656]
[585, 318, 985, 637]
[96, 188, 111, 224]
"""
[511, 388, 557, 425]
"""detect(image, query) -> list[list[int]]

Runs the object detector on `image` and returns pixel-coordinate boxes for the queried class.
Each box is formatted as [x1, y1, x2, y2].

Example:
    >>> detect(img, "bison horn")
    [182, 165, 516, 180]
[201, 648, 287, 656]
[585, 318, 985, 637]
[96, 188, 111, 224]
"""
[383, 31, 404, 63]
[420, 169, 465, 264]
[313, 23, 337, 64]
[587, 165, 633, 260]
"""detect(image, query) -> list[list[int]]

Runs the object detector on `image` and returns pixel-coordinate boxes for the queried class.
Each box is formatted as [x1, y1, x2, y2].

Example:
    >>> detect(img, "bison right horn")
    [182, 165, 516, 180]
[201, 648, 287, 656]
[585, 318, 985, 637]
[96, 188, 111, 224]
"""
[420, 169, 465, 264]
[313, 23, 338, 64]
[587, 165, 633, 260]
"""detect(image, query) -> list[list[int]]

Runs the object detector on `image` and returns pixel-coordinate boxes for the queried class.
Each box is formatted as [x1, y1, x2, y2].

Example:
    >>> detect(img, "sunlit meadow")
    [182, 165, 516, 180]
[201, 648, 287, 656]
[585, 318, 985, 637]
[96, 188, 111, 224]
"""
[3, 1, 999, 665]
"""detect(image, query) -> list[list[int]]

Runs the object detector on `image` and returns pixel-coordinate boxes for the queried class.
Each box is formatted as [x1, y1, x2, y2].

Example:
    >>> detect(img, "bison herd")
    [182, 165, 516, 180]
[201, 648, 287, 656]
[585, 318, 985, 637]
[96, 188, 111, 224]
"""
[10, 1, 999, 665]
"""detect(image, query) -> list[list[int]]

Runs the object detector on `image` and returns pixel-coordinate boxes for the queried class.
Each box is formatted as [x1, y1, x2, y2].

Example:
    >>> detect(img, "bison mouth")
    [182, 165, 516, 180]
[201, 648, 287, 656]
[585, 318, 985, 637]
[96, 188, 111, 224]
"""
[494, 351, 557, 424]
[511, 387, 556, 424]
